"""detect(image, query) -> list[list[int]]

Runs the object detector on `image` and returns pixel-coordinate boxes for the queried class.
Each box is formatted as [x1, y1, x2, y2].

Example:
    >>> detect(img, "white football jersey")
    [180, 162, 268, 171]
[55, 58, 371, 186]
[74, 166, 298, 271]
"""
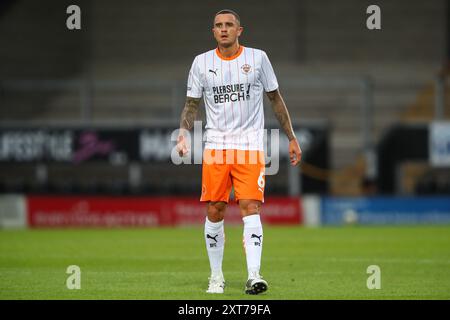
[186, 46, 279, 151]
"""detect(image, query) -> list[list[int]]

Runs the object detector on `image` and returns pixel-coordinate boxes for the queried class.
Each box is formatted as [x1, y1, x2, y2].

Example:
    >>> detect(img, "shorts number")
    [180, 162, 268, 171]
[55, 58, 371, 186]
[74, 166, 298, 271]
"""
[257, 171, 265, 189]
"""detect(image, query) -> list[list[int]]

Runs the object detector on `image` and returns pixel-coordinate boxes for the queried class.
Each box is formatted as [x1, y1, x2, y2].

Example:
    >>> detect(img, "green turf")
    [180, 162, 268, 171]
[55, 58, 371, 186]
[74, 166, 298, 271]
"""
[0, 225, 449, 299]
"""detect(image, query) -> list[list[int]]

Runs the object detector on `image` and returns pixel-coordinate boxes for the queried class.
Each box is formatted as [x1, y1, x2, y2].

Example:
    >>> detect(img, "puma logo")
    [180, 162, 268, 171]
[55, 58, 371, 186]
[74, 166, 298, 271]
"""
[207, 234, 218, 242]
[209, 69, 218, 76]
[251, 234, 262, 242]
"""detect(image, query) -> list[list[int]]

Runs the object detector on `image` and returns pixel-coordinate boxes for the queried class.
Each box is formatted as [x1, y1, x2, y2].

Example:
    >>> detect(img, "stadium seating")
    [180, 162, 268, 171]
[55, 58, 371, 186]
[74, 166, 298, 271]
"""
[0, 0, 447, 196]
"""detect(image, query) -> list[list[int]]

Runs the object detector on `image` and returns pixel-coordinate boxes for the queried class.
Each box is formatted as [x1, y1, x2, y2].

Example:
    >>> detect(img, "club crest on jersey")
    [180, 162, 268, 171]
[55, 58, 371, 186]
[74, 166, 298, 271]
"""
[241, 64, 252, 75]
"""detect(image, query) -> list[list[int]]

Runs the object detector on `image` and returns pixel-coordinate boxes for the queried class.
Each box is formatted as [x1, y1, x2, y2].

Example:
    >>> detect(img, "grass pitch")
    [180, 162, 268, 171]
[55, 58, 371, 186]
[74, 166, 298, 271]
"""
[0, 225, 449, 299]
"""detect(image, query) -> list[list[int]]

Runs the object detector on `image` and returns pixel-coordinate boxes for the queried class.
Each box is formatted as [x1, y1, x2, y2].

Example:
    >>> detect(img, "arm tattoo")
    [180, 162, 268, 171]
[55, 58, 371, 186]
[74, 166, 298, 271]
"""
[179, 97, 201, 130]
[266, 90, 296, 141]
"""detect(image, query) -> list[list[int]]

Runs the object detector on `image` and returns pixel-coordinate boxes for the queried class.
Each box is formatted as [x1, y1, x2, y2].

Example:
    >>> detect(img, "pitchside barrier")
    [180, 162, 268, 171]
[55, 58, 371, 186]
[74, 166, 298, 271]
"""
[321, 196, 450, 225]
[1, 194, 450, 228]
[0, 195, 303, 228]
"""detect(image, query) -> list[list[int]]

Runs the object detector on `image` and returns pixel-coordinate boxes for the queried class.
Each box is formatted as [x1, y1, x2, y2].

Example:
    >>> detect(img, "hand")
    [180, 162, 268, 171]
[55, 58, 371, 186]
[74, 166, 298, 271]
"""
[289, 138, 302, 166]
[176, 134, 189, 157]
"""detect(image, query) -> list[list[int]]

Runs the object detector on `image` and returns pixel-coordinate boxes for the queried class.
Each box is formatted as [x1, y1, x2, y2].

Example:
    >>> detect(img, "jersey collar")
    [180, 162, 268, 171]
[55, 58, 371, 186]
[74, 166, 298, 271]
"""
[215, 45, 244, 61]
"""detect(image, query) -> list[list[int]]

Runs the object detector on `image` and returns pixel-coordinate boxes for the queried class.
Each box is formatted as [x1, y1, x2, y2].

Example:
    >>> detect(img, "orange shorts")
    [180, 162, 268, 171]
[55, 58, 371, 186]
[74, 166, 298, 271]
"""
[200, 149, 266, 203]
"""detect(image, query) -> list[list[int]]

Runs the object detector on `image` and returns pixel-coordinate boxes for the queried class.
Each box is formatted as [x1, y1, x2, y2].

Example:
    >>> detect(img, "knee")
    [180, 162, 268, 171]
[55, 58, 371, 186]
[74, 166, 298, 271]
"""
[207, 202, 226, 222]
[239, 200, 261, 216]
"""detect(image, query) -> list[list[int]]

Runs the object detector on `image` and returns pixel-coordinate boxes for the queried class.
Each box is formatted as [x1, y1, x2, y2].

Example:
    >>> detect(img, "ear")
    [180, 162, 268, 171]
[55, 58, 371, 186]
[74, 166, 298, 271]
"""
[237, 26, 243, 37]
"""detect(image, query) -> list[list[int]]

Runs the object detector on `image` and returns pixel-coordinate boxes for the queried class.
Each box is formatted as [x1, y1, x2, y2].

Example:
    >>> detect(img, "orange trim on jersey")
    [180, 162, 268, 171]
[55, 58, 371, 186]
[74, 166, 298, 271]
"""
[215, 45, 244, 61]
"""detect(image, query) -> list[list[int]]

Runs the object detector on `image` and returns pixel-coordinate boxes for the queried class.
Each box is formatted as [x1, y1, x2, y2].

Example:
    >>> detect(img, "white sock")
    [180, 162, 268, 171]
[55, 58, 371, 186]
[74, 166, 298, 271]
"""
[204, 217, 225, 278]
[243, 214, 263, 279]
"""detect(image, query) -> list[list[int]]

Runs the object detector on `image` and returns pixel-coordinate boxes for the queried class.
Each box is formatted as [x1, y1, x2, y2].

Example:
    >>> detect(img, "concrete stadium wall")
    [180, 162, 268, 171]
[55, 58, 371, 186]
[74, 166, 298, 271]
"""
[0, 0, 88, 78]
[0, 0, 445, 77]
[301, 0, 447, 63]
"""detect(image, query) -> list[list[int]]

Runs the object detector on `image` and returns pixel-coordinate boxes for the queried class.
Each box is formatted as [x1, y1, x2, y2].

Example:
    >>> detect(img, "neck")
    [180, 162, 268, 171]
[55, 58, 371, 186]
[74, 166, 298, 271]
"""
[218, 42, 240, 58]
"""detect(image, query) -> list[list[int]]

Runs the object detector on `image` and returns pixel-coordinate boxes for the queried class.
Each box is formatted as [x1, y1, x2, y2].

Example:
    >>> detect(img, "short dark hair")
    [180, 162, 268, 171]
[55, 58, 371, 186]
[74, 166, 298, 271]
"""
[214, 9, 241, 25]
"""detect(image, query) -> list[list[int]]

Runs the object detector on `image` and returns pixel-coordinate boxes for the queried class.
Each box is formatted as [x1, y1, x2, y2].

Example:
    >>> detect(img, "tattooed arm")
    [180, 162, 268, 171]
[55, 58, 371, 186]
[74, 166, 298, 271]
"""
[180, 97, 201, 130]
[266, 89, 296, 140]
[177, 97, 201, 156]
[266, 89, 302, 165]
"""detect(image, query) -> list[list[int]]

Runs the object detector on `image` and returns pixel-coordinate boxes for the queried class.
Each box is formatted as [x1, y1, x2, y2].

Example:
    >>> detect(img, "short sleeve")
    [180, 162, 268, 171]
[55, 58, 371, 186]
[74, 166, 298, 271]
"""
[186, 56, 203, 98]
[260, 51, 279, 92]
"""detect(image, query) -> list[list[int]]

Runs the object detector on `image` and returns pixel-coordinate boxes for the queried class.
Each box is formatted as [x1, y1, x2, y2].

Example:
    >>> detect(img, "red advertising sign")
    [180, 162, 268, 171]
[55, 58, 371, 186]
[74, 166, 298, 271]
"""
[26, 196, 302, 227]
[171, 197, 302, 225]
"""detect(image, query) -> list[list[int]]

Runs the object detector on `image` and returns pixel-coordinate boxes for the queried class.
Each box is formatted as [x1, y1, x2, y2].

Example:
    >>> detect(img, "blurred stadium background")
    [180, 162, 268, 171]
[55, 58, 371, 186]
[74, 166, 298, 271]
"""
[1, 0, 449, 227]
[0, 0, 450, 300]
